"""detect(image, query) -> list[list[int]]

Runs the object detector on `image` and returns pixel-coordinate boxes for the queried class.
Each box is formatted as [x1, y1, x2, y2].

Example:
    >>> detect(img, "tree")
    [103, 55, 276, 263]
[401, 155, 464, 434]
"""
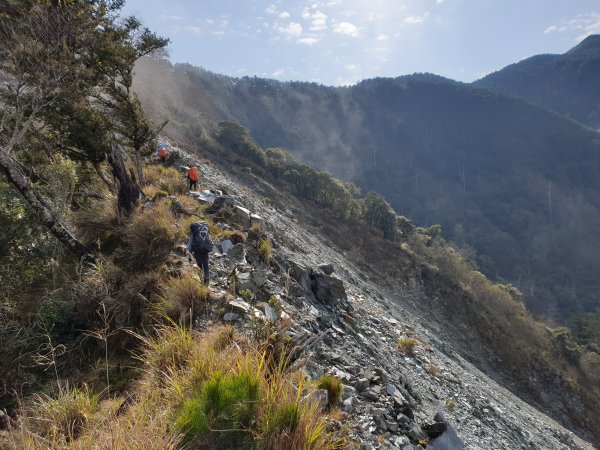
[363, 191, 397, 240]
[0, 0, 168, 259]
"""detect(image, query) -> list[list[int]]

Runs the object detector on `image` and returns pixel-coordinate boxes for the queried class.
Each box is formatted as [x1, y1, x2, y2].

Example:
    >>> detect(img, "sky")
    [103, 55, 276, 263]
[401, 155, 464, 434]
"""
[121, 0, 600, 86]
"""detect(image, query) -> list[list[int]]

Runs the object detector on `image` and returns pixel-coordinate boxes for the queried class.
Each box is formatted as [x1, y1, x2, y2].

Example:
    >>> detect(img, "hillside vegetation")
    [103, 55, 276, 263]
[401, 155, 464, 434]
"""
[134, 56, 600, 325]
[474, 34, 600, 129]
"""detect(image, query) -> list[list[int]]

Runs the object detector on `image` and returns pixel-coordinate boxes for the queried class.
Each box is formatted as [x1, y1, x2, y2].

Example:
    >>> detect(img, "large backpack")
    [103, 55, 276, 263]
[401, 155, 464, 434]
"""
[191, 222, 213, 252]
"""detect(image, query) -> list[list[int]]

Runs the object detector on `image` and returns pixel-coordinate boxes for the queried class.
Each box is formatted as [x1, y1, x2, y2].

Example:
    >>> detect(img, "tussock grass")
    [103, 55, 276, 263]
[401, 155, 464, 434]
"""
[74, 193, 119, 246]
[29, 385, 99, 442]
[155, 270, 210, 322]
[144, 164, 188, 195]
[397, 337, 417, 356]
[7, 325, 343, 449]
[124, 203, 178, 269]
[258, 238, 273, 263]
[317, 375, 343, 408]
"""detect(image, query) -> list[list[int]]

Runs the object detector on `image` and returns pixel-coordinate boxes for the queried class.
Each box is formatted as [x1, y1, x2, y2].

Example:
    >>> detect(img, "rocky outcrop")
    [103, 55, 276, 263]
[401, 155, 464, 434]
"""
[169, 143, 595, 450]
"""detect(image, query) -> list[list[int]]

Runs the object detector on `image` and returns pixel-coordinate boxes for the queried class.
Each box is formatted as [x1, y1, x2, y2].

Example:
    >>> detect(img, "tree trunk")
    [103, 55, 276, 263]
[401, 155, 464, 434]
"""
[0, 148, 95, 264]
[107, 144, 142, 216]
[134, 151, 145, 186]
[92, 161, 117, 193]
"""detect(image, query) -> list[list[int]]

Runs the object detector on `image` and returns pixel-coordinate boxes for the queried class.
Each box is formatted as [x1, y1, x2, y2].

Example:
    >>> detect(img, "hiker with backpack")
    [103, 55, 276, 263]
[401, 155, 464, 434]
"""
[157, 144, 169, 166]
[188, 221, 213, 285]
[187, 165, 199, 191]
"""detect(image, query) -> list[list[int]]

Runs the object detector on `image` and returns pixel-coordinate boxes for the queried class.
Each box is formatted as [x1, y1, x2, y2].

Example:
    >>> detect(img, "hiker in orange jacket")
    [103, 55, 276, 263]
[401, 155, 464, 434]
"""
[157, 144, 168, 166]
[187, 165, 199, 191]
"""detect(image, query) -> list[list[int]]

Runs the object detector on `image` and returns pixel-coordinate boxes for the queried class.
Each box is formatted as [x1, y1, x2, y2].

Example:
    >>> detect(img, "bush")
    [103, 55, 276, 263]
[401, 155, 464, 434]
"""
[156, 270, 210, 321]
[31, 386, 99, 441]
[362, 191, 396, 240]
[174, 370, 260, 449]
[258, 238, 273, 262]
[397, 337, 417, 356]
[316, 375, 342, 408]
[124, 202, 178, 268]
[75, 193, 119, 246]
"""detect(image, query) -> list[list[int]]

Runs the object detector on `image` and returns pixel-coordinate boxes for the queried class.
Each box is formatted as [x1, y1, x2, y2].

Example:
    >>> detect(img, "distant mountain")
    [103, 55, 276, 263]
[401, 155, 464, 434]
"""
[134, 58, 600, 322]
[474, 35, 600, 129]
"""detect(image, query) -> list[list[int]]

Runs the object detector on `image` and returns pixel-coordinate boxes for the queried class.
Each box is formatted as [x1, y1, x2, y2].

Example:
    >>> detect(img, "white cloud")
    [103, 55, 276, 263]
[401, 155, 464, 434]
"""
[404, 12, 429, 25]
[159, 14, 183, 21]
[345, 63, 359, 70]
[277, 22, 303, 38]
[271, 68, 285, 77]
[301, 9, 328, 31]
[543, 12, 600, 41]
[332, 21, 359, 37]
[436, 0, 445, 4]
[265, 4, 277, 15]
[174, 25, 202, 35]
[278, 11, 291, 19]
[298, 36, 320, 45]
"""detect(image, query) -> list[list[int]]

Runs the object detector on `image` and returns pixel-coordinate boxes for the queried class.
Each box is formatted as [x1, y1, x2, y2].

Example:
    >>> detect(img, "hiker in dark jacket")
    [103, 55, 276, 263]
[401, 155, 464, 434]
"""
[188, 221, 212, 285]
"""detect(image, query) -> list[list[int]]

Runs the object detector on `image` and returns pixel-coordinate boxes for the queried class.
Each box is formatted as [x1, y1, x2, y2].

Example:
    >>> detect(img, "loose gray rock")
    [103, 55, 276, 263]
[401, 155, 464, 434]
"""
[223, 312, 240, 321]
[221, 239, 234, 254]
[355, 378, 370, 392]
[425, 423, 464, 450]
[312, 272, 347, 306]
[227, 243, 247, 263]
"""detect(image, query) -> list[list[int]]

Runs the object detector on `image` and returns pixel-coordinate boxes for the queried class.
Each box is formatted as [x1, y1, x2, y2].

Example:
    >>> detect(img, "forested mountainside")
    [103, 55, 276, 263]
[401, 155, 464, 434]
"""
[134, 56, 600, 323]
[474, 34, 600, 129]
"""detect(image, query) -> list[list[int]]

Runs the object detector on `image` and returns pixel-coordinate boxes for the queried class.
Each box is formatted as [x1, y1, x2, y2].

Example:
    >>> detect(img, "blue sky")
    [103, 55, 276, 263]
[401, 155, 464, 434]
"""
[121, 0, 600, 85]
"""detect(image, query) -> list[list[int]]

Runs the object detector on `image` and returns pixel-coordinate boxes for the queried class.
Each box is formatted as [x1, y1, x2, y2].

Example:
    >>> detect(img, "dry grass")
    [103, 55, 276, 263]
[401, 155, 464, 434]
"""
[155, 270, 210, 323]
[258, 238, 273, 263]
[144, 165, 188, 195]
[397, 337, 417, 356]
[6, 325, 343, 449]
[124, 202, 178, 269]
[74, 194, 119, 246]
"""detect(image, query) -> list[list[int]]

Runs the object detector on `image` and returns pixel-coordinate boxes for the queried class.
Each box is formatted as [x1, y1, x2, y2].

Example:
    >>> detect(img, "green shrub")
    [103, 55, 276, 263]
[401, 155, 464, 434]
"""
[316, 375, 342, 408]
[258, 238, 273, 262]
[263, 400, 300, 436]
[174, 370, 260, 448]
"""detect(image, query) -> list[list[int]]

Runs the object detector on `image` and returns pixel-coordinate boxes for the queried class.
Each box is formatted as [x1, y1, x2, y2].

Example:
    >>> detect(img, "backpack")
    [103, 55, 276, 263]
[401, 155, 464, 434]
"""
[159, 147, 168, 158]
[188, 166, 199, 182]
[191, 222, 213, 252]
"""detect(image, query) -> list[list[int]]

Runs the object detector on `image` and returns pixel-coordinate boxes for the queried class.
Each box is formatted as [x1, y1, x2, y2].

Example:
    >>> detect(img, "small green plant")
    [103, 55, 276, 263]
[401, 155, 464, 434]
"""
[445, 397, 456, 411]
[397, 337, 417, 356]
[32, 385, 99, 441]
[258, 238, 273, 262]
[174, 370, 260, 448]
[268, 295, 282, 316]
[239, 289, 253, 302]
[316, 375, 343, 408]
[263, 400, 300, 437]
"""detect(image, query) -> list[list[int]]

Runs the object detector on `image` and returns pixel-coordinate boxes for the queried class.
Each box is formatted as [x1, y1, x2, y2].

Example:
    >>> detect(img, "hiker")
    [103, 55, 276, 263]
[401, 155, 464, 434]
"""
[188, 221, 212, 285]
[157, 144, 168, 166]
[187, 165, 199, 191]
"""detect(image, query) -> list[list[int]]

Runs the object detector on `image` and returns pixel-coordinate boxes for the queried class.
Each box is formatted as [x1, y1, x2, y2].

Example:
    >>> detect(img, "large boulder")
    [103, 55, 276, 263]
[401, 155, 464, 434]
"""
[312, 271, 347, 306]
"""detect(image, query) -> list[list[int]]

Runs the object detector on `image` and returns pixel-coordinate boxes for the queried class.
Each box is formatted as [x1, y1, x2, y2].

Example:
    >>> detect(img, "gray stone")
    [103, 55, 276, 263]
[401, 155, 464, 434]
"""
[234, 205, 251, 226]
[227, 243, 246, 263]
[250, 270, 268, 287]
[207, 195, 235, 212]
[319, 263, 335, 275]
[406, 423, 427, 442]
[287, 260, 314, 298]
[227, 299, 251, 315]
[359, 389, 379, 401]
[190, 190, 217, 203]
[221, 239, 234, 254]
[304, 389, 328, 410]
[386, 384, 396, 396]
[343, 396, 358, 414]
[425, 424, 464, 450]
[386, 421, 400, 433]
[250, 213, 263, 226]
[312, 272, 347, 306]
[393, 390, 408, 407]
[433, 412, 446, 424]
[223, 312, 240, 321]
[341, 384, 356, 400]
[264, 304, 278, 322]
[355, 378, 370, 392]
[374, 414, 387, 431]
[237, 272, 254, 291]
